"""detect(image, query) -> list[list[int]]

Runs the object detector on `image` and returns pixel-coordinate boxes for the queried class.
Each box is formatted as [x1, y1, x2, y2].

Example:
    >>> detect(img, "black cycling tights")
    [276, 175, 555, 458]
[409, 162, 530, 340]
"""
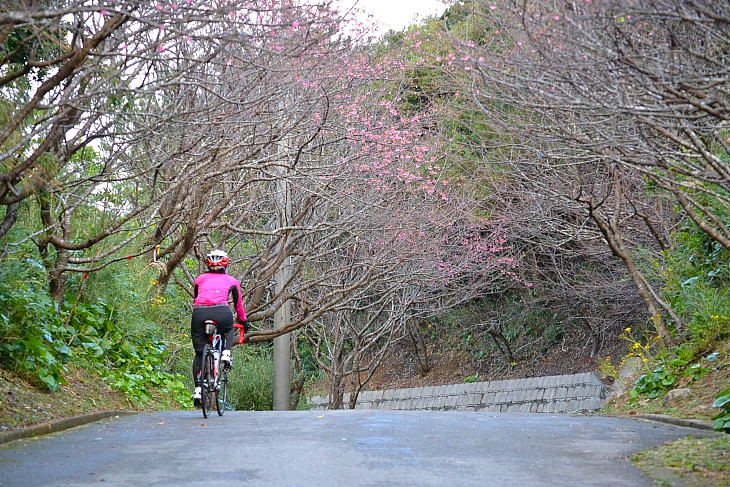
[192, 327, 234, 386]
[191, 306, 236, 386]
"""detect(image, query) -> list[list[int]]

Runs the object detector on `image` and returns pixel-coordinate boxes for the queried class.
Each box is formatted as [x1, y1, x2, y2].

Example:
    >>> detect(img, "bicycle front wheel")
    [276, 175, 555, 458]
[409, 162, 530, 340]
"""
[216, 371, 228, 416]
[201, 345, 215, 418]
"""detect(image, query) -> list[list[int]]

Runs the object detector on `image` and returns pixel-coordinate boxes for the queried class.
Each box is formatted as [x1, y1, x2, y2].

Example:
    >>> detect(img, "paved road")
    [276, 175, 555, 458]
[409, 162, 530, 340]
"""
[0, 410, 712, 486]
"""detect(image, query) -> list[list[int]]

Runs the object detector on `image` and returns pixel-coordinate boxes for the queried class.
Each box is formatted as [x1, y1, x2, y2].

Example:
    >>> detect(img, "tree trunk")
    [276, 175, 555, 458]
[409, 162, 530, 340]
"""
[290, 375, 306, 411]
[487, 328, 514, 365]
[588, 203, 676, 347]
[328, 336, 346, 409]
[583, 322, 601, 358]
[37, 192, 69, 303]
[328, 369, 345, 410]
[47, 247, 70, 303]
[0, 202, 18, 239]
[348, 386, 360, 410]
[407, 321, 430, 376]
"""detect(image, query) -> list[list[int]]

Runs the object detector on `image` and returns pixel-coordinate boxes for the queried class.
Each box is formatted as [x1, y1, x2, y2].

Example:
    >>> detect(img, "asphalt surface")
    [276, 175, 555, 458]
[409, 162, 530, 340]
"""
[0, 410, 717, 487]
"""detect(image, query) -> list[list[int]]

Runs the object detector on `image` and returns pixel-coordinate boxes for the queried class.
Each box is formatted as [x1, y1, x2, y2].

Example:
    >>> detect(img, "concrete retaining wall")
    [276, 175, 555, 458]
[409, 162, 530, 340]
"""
[309, 372, 608, 413]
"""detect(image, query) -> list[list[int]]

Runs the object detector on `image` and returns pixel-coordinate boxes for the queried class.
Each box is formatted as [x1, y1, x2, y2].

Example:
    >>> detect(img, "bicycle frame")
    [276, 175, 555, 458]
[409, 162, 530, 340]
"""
[209, 330, 223, 373]
[199, 321, 245, 418]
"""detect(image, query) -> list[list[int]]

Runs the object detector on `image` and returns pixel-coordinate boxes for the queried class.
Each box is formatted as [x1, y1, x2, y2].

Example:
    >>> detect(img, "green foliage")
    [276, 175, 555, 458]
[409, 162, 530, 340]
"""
[0, 256, 189, 403]
[2, 23, 67, 82]
[292, 334, 324, 399]
[630, 350, 711, 401]
[621, 197, 730, 425]
[64, 297, 185, 403]
[430, 297, 547, 363]
[628, 347, 729, 430]
[70, 282, 189, 404]
[441, 1, 499, 44]
[226, 344, 274, 411]
[102, 339, 188, 404]
[0, 279, 68, 391]
[464, 372, 479, 383]
[656, 214, 730, 352]
[631, 365, 678, 400]
[712, 388, 730, 433]
[0, 189, 196, 404]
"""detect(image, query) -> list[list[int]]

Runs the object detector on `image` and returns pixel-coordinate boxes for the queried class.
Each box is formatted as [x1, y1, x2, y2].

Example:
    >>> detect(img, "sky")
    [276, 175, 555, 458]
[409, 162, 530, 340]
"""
[337, 0, 449, 33]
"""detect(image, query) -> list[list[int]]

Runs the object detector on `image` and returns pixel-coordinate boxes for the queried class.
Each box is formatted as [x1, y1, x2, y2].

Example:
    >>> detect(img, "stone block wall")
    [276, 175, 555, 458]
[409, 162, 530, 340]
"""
[309, 372, 608, 413]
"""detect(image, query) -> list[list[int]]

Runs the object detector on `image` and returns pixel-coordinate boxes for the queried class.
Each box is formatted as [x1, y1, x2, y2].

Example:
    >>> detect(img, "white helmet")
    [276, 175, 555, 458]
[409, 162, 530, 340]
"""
[205, 249, 230, 267]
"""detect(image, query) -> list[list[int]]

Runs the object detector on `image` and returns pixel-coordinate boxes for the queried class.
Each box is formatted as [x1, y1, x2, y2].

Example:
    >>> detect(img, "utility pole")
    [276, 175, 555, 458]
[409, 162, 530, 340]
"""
[273, 136, 293, 411]
[273, 260, 291, 410]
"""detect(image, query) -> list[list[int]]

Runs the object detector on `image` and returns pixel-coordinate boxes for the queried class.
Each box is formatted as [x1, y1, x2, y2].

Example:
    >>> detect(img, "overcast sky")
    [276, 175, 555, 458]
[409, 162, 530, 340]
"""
[338, 0, 449, 32]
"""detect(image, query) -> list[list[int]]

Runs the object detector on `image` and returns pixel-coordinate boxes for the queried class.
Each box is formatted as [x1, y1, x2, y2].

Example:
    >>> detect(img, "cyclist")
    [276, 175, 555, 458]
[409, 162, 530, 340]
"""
[191, 249, 247, 405]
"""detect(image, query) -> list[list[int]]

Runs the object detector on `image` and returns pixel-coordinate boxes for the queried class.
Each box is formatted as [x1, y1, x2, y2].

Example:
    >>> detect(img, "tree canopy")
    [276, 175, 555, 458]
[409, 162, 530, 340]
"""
[2, 0, 729, 408]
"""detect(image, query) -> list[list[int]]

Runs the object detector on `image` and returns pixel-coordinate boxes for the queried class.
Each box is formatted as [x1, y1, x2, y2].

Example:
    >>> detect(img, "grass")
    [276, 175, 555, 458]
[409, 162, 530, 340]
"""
[601, 338, 730, 486]
[633, 435, 729, 487]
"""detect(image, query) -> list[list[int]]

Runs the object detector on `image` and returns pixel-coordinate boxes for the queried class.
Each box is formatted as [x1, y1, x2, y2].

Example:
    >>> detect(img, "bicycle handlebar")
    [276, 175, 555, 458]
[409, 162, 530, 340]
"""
[234, 323, 245, 344]
[203, 319, 245, 345]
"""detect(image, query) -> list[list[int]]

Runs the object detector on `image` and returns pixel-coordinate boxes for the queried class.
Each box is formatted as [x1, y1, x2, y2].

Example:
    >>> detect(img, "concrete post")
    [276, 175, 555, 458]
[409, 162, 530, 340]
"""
[273, 264, 291, 410]
[273, 152, 292, 411]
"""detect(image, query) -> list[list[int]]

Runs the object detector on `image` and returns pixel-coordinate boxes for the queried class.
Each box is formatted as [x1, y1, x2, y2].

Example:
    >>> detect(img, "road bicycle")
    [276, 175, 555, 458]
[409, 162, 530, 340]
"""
[199, 320, 245, 418]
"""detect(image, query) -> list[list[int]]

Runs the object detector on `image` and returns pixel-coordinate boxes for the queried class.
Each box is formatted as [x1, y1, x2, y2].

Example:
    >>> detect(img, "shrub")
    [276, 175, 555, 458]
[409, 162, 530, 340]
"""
[630, 350, 709, 402]
[0, 272, 189, 404]
[226, 344, 274, 411]
[712, 388, 730, 434]
[0, 280, 69, 390]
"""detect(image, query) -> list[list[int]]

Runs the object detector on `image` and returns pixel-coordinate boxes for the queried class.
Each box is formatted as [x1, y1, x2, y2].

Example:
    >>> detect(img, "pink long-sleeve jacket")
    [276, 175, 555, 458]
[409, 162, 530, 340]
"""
[193, 272, 246, 321]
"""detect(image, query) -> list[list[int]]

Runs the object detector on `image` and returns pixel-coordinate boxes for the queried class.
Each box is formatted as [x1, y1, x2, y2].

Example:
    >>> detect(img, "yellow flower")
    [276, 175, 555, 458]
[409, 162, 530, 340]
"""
[633, 342, 641, 349]
[625, 327, 631, 333]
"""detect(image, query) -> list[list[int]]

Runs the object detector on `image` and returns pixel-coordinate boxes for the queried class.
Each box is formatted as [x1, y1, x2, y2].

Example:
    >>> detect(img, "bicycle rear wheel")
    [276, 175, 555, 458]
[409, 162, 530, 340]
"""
[216, 371, 228, 416]
[201, 345, 215, 418]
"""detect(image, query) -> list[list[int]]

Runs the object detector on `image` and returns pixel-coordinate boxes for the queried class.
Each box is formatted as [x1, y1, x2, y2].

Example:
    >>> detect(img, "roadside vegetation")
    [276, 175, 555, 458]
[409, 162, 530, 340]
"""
[633, 435, 729, 487]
